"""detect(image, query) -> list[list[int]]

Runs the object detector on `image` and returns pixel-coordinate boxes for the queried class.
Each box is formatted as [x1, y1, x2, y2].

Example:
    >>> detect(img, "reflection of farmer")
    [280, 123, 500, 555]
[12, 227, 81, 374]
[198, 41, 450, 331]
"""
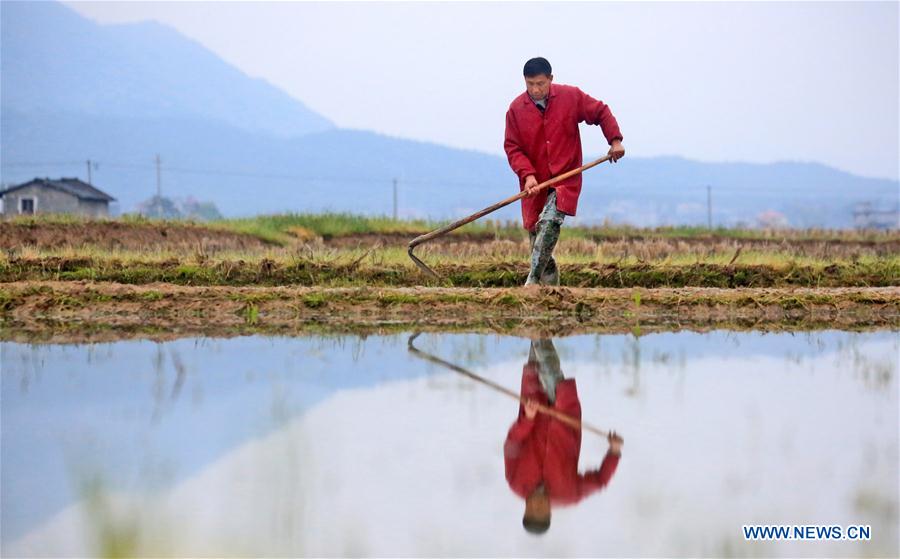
[504, 339, 623, 535]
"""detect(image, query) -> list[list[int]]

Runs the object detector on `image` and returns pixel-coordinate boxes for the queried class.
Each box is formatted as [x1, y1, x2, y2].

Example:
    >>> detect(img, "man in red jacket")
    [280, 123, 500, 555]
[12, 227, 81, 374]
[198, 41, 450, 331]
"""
[504, 57, 625, 286]
[504, 338, 623, 534]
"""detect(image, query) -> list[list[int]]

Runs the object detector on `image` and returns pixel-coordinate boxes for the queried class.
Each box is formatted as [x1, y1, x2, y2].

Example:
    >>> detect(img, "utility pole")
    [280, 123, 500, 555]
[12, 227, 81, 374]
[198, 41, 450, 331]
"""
[86, 159, 92, 184]
[155, 154, 163, 217]
[392, 178, 398, 220]
[706, 185, 712, 229]
[155, 154, 162, 199]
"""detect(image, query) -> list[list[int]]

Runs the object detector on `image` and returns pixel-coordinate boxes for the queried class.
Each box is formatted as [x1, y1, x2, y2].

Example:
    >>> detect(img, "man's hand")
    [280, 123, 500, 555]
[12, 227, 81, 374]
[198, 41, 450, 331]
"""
[524, 399, 540, 420]
[523, 175, 540, 197]
[608, 140, 625, 163]
[607, 430, 623, 455]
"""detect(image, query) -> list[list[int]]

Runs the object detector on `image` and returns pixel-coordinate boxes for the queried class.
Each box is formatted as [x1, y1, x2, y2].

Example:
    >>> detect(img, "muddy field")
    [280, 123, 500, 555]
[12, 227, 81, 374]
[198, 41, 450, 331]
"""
[3, 220, 898, 288]
[3, 254, 896, 288]
[3, 220, 899, 258]
[330, 231, 900, 258]
[2, 218, 898, 342]
[0, 220, 272, 252]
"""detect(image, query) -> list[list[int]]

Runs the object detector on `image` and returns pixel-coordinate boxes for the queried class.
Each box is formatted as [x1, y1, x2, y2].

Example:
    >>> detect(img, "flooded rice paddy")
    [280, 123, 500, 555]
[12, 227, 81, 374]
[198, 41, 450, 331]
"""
[2, 329, 898, 557]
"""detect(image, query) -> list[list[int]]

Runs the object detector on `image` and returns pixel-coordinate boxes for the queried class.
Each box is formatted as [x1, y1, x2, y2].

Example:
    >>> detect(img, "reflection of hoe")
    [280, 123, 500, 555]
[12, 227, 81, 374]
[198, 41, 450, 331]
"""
[407, 333, 620, 440]
[407, 155, 613, 279]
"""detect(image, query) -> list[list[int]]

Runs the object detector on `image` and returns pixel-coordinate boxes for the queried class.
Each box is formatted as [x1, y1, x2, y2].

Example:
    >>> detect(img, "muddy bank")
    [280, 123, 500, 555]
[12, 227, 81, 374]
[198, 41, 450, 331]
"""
[329, 231, 900, 257]
[321, 231, 497, 246]
[4, 221, 897, 258]
[3, 256, 897, 288]
[2, 281, 897, 343]
[0, 221, 272, 252]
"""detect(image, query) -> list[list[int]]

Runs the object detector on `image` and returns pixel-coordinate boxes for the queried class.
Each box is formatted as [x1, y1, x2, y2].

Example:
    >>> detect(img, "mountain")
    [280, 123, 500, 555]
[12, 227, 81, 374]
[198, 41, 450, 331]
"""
[0, 0, 332, 138]
[3, 107, 896, 227]
[0, 108, 514, 219]
[1, 1, 896, 228]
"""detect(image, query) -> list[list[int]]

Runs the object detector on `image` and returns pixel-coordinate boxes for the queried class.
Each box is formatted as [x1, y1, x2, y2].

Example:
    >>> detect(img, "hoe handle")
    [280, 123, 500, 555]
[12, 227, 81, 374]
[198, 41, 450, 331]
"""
[407, 154, 612, 250]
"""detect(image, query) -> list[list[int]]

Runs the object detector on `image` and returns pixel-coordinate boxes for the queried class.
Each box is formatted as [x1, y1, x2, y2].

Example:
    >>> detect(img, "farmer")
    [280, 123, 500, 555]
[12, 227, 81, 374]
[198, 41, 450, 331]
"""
[504, 57, 625, 286]
[504, 338, 623, 534]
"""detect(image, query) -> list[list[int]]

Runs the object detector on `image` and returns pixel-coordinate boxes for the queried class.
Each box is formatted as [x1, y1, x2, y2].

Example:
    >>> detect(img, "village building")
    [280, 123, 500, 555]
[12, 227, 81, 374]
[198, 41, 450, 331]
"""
[0, 177, 116, 218]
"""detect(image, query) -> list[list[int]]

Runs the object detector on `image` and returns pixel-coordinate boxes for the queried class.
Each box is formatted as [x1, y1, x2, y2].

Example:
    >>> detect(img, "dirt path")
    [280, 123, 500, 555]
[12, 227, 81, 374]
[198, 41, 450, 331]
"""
[3, 281, 897, 343]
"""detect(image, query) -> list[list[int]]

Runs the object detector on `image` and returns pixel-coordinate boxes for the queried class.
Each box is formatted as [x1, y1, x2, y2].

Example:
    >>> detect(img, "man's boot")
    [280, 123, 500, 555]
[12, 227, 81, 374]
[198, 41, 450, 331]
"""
[528, 231, 559, 285]
[526, 219, 562, 285]
[529, 231, 560, 286]
[541, 258, 560, 286]
[525, 190, 564, 286]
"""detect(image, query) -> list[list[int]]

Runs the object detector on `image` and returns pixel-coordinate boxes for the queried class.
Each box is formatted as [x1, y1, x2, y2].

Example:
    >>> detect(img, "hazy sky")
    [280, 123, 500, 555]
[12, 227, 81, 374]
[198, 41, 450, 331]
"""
[64, 1, 899, 180]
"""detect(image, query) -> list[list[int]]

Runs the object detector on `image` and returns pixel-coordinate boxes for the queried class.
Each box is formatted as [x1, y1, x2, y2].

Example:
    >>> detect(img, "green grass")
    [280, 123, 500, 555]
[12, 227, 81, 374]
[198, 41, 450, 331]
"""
[3, 213, 898, 289]
[302, 293, 328, 308]
[5, 212, 211, 229]
[9, 212, 896, 245]
[214, 212, 517, 245]
[213, 213, 900, 244]
[3, 250, 897, 288]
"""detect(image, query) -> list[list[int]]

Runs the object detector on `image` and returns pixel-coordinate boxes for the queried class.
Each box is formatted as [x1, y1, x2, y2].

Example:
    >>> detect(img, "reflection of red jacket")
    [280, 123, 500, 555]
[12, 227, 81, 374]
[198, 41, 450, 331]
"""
[504, 364, 619, 505]
[504, 83, 623, 231]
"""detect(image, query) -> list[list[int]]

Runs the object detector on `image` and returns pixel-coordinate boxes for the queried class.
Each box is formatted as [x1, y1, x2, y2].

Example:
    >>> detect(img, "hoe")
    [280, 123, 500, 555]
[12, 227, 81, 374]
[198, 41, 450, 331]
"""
[407, 154, 613, 279]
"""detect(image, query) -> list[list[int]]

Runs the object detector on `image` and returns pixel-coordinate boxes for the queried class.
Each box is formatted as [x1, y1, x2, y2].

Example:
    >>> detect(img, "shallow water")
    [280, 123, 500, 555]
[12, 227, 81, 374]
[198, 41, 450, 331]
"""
[2, 330, 898, 557]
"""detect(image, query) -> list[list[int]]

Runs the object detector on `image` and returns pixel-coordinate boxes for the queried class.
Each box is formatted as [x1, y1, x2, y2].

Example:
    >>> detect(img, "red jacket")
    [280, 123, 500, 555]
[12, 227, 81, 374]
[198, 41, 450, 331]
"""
[504, 83, 623, 231]
[504, 364, 620, 505]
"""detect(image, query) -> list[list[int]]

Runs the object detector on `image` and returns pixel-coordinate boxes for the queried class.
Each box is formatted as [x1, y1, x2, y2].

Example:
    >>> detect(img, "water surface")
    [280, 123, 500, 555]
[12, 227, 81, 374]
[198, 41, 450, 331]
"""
[2, 330, 897, 557]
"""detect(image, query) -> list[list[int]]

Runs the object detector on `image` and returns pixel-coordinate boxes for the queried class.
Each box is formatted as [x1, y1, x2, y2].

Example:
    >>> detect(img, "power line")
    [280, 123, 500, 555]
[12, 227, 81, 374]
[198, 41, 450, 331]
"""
[2, 159, 891, 195]
[3, 161, 85, 167]
[1, 158, 495, 187]
[164, 165, 381, 184]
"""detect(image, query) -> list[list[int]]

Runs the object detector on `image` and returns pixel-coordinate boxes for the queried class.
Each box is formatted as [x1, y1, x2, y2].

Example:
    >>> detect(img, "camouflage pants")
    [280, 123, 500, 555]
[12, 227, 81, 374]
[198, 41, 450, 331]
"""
[526, 189, 565, 286]
[529, 338, 564, 404]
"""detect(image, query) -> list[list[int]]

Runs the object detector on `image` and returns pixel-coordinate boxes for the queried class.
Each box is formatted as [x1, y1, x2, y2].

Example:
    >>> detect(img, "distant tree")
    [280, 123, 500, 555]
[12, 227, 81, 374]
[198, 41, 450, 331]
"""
[137, 195, 182, 219]
[135, 195, 222, 221]
[756, 209, 789, 229]
[180, 197, 223, 221]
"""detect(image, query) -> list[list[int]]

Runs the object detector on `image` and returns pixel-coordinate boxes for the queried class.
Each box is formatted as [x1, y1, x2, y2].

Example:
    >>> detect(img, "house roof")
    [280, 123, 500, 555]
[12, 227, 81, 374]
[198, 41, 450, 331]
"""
[0, 178, 116, 202]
